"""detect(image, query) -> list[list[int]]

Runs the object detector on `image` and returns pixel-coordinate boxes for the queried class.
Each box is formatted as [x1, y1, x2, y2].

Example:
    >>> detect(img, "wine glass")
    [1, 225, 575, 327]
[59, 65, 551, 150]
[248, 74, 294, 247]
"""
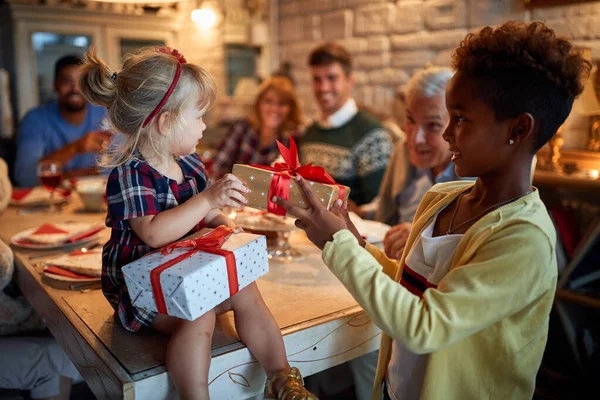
[268, 229, 304, 263]
[230, 208, 304, 263]
[37, 160, 63, 212]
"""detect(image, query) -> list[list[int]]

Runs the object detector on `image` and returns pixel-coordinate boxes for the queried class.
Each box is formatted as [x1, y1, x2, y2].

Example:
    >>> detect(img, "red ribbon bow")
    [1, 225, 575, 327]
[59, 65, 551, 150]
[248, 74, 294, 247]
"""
[150, 226, 238, 315]
[250, 137, 346, 216]
[156, 47, 187, 64]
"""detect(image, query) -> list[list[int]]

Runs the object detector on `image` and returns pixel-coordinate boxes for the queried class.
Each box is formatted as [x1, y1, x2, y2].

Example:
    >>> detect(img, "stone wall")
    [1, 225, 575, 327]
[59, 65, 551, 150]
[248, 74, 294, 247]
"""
[177, 1, 227, 102]
[277, 0, 600, 118]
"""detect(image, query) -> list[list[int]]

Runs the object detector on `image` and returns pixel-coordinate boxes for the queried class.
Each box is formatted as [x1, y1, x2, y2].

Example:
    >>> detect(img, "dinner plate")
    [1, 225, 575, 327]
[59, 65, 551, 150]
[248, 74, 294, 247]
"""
[41, 267, 101, 291]
[11, 224, 104, 250]
[43, 249, 103, 278]
[43, 267, 100, 283]
[348, 212, 391, 243]
[10, 187, 72, 207]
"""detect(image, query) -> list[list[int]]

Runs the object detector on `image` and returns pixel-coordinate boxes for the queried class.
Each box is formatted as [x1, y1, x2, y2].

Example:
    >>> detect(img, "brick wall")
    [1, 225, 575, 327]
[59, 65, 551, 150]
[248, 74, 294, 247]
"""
[177, 1, 226, 103]
[277, 0, 600, 119]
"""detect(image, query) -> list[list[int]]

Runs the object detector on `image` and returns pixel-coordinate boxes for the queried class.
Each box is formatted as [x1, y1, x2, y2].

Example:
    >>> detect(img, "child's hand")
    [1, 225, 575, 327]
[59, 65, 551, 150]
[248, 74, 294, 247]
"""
[271, 176, 353, 250]
[202, 174, 249, 210]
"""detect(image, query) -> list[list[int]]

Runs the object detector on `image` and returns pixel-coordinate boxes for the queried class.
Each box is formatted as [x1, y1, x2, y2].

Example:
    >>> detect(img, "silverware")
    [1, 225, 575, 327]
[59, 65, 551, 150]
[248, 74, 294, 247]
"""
[28, 242, 101, 260]
[16, 202, 68, 215]
[69, 282, 102, 291]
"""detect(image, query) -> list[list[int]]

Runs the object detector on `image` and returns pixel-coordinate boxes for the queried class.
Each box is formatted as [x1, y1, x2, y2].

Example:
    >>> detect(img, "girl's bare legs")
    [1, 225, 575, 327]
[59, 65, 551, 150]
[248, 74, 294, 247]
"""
[153, 310, 216, 400]
[227, 283, 317, 398]
[228, 282, 290, 378]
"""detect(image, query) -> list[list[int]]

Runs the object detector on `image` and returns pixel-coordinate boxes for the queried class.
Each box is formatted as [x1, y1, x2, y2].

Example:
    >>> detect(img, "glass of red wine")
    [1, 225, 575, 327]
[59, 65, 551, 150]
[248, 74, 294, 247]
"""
[37, 160, 63, 212]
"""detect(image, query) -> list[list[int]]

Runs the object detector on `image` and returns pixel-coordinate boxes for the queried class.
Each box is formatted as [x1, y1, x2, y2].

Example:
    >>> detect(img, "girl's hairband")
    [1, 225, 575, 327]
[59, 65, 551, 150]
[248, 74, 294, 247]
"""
[142, 47, 188, 128]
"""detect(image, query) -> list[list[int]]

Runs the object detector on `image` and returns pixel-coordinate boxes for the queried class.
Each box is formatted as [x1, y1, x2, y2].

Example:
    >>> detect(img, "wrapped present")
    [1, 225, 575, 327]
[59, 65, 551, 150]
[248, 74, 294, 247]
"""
[122, 226, 268, 321]
[232, 138, 350, 217]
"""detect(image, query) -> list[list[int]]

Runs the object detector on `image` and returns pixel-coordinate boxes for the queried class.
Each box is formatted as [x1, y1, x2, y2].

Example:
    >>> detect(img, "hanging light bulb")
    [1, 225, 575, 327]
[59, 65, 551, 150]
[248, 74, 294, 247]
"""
[191, 5, 217, 30]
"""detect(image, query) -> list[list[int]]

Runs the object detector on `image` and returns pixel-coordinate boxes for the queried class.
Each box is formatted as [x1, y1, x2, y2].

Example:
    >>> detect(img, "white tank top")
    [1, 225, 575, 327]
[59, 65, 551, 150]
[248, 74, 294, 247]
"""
[386, 213, 463, 400]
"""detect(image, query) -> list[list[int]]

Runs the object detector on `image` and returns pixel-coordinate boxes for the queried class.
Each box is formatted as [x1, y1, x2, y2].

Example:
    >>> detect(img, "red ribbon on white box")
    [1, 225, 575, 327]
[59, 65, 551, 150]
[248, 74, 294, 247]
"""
[150, 226, 238, 315]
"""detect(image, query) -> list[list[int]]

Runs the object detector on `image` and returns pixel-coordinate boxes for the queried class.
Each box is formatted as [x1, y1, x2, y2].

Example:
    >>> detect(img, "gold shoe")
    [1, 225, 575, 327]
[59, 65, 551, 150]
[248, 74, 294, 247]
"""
[264, 367, 319, 400]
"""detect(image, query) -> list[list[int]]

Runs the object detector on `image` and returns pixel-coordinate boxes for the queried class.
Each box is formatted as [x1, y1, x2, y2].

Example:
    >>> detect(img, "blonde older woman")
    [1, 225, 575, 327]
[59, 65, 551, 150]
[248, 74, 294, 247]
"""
[211, 76, 303, 178]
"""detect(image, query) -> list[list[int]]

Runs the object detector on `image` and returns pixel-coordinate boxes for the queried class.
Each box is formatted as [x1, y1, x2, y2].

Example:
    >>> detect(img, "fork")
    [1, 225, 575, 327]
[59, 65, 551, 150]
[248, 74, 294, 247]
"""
[28, 242, 101, 260]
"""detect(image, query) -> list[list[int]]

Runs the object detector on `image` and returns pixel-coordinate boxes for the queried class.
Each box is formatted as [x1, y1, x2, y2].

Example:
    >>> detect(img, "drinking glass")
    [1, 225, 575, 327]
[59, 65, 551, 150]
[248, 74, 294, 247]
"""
[267, 230, 304, 263]
[37, 160, 63, 212]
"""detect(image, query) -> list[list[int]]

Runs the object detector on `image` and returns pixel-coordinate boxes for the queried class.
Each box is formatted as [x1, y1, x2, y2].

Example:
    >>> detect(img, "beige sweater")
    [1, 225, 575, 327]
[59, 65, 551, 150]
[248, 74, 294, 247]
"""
[374, 141, 411, 225]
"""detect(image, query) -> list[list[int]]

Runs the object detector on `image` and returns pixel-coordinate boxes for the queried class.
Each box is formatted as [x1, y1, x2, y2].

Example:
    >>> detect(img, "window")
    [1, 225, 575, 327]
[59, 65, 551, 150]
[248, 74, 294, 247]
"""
[120, 38, 166, 61]
[226, 45, 260, 96]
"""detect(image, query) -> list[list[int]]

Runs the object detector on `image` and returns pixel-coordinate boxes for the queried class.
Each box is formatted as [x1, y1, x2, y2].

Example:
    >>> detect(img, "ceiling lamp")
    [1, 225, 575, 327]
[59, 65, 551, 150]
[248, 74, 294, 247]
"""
[191, 3, 218, 30]
[91, 0, 182, 3]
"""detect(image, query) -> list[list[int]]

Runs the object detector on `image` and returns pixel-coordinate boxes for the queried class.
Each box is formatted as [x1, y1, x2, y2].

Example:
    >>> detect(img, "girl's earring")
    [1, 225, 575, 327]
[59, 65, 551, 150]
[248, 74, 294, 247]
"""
[509, 139, 515, 145]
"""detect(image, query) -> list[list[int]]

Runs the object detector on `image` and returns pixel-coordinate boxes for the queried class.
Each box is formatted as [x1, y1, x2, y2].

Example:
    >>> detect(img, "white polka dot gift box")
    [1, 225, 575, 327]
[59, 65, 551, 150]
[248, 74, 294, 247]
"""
[231, 138, 350, 218]
[122, 226, 268, 321]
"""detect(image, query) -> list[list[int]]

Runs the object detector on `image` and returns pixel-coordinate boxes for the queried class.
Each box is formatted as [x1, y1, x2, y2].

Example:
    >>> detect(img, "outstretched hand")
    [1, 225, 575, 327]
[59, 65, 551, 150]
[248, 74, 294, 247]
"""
[272, 176, 365, 250]
[75, 131, 112, 154]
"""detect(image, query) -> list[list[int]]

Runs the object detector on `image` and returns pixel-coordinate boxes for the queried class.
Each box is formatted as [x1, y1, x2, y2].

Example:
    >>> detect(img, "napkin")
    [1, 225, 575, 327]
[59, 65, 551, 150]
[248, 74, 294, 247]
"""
[11, 187, 70, 205]
[44, 248, 102, 277]
[43, 265, 97, 280]
[22, 223, 104, 245]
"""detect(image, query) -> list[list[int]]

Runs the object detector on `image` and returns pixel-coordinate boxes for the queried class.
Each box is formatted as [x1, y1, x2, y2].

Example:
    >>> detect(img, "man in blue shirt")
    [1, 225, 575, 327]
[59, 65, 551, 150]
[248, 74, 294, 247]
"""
[14, 55, 107, 187]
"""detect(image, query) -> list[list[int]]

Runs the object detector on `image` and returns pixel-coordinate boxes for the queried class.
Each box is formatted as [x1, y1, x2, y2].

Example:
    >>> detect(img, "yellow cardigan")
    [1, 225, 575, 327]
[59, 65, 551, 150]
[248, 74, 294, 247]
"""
[322, 181, 557, 399]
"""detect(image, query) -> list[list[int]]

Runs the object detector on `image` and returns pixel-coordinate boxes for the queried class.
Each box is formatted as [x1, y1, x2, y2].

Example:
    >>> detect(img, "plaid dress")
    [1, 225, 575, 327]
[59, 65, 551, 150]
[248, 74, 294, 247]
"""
[210, 120, 299, 179]
[102, 153, 209, 332]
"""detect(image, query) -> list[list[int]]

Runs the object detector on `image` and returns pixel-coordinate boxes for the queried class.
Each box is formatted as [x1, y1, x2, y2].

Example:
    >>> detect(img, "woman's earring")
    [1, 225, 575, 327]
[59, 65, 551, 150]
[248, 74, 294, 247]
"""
[509, 139, 515, 145]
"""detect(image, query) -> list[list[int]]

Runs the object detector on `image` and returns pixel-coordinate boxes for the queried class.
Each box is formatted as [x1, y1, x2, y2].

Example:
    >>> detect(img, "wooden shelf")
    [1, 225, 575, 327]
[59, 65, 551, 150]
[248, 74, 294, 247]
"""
[533, 169, 600, 192]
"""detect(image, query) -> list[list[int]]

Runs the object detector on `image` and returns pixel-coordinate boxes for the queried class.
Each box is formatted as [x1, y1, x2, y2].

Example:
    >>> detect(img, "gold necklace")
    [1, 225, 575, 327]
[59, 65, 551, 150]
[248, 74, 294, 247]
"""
[446, 189, 533, 235]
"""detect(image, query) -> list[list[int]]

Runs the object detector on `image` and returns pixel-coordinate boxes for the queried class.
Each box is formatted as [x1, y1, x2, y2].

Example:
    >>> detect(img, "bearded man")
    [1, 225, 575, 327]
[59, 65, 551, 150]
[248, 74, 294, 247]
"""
[15, 55, 107, 187]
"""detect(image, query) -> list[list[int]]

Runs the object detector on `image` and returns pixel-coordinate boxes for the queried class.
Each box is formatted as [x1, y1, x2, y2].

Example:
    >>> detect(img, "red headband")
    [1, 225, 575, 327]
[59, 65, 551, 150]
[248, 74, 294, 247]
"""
[142, 48, 188, 128]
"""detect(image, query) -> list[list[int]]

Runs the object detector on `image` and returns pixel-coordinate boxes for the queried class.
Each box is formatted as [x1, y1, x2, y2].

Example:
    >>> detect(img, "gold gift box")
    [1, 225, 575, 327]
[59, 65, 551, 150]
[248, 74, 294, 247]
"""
[232, 164, 350, 216]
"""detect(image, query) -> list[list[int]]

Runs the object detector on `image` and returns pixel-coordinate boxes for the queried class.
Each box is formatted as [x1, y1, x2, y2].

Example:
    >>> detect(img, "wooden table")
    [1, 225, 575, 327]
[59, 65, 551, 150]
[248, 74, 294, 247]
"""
[0, 196, 381, 399]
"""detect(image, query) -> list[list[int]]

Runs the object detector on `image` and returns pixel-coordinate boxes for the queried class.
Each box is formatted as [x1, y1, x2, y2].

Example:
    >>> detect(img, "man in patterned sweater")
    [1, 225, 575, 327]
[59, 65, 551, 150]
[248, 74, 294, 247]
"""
[300, 42, 392, 399]
[299, 42, 393, 207]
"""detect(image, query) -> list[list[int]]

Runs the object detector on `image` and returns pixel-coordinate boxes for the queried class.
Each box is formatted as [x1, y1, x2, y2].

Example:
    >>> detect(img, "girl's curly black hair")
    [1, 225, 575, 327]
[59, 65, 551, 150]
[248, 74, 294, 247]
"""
[452, 21, 592, 152]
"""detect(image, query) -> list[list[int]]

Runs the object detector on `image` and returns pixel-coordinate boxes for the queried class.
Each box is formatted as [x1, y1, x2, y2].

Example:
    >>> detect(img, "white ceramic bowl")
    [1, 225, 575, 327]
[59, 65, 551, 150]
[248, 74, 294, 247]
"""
[75, 178, 107, 212]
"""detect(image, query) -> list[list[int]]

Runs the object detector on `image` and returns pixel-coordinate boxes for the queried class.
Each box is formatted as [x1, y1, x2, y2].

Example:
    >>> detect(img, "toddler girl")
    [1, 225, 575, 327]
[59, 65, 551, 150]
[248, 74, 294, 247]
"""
[79, 47, 317, 400]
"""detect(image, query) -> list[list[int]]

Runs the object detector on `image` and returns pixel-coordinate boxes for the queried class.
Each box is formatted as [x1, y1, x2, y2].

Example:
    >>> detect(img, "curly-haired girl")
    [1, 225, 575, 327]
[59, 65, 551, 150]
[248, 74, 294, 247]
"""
[270, 21, 591, 399]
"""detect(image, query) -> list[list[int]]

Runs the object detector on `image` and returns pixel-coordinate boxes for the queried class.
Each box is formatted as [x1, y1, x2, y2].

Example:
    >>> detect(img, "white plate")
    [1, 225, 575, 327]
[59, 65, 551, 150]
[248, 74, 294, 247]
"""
[10, 187, 72, 207]
[43, 271, 101, 283]
[348, 212, 390, 243]
[41, 269, 101, 291]
[11, 224, 103, 250]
